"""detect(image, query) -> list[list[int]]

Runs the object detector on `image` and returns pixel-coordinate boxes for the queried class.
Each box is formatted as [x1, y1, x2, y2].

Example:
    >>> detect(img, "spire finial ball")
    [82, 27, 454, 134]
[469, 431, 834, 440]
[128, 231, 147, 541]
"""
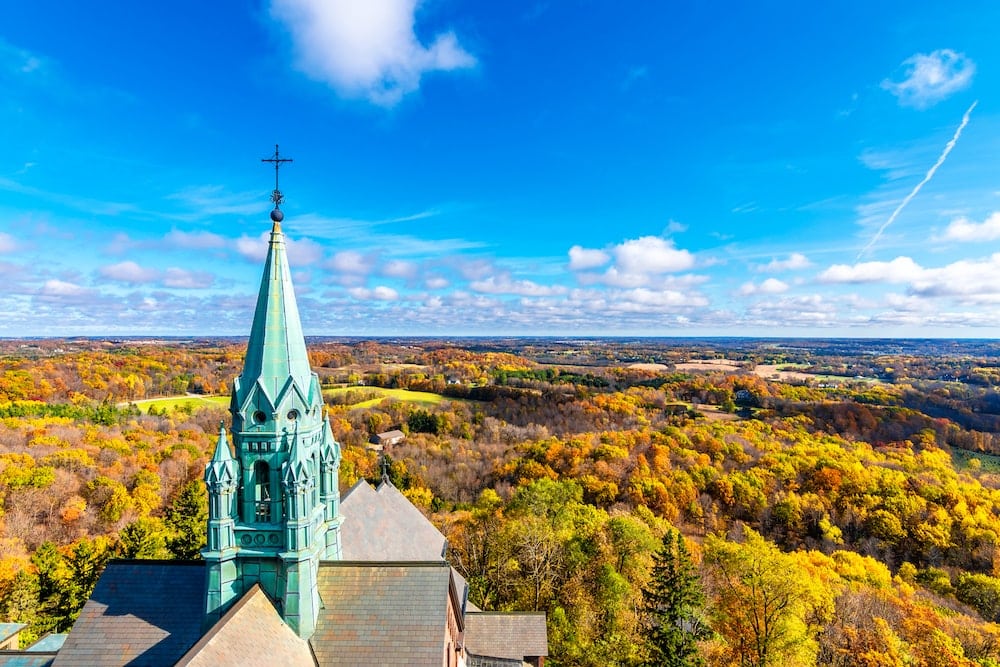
[270, 208, 284, 223]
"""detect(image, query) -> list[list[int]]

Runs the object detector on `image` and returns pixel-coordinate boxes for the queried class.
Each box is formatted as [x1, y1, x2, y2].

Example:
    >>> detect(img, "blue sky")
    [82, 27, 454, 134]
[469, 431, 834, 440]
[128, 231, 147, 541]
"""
[2, 1, 1000, 337]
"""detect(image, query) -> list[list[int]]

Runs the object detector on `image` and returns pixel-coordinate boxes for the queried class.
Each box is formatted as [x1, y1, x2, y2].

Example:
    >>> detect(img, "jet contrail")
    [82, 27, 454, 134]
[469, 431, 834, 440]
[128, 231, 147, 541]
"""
[857, 100, 978, 261]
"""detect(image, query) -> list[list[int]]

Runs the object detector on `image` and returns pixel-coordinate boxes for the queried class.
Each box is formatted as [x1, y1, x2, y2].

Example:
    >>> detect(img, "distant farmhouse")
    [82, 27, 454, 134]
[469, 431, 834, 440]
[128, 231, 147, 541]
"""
[0, 190, 547, 665]
[369, 428, 406, 449]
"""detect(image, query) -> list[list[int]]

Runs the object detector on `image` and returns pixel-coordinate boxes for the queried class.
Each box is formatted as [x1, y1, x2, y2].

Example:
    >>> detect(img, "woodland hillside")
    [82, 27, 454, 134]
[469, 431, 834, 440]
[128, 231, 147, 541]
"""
[1, 338, 1000, 665]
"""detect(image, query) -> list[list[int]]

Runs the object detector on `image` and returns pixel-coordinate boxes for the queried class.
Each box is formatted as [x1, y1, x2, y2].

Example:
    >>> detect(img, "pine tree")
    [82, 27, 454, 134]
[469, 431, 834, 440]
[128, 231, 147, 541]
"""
[165, 480, 208, 559]
[641, 529, 709, 667]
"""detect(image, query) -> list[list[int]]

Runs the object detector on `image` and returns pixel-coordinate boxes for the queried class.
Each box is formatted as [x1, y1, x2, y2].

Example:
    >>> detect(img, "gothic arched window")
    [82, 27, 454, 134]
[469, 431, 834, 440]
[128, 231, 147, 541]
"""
[254, 461, 271, 523]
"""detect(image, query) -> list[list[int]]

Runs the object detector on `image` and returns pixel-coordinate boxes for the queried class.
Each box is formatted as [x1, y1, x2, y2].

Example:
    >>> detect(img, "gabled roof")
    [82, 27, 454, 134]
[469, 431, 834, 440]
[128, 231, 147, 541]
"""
[310, 562, 453, 666]
[464, 612, 549, 660]
[52, 561, 205, 667]
[175, 585, 314, 667]
[339, 480, 447, 560]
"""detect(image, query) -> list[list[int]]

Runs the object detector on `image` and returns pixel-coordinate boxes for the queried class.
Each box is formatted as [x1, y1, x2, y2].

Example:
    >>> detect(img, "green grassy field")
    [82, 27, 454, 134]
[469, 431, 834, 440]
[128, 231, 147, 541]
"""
[131, 395, 230, 414]
[951, 447, 1000, 474]
[323, 387, 448, 408]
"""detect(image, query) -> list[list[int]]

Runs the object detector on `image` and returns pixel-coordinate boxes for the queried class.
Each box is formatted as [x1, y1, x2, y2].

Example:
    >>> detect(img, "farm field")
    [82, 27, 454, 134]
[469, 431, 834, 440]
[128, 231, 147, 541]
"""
[130, 394, 230, 413]
[323, 386, 449, 408]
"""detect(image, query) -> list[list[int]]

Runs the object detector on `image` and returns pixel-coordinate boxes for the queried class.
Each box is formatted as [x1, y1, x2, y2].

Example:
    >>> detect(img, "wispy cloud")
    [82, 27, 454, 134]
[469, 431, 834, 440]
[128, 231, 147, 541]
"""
[856, 101, 977, 260]
[759, 253, 811, 272]
[98, 261, 215, 289]
[166, 186, 262, 217]
[882, 49, 975, 108]
[0, 176, 138, 217]
[0, 38, 48, 79]
[270, 0, 477, 106]
[0, 233, 17, 253]
[164, 229, 228, 250]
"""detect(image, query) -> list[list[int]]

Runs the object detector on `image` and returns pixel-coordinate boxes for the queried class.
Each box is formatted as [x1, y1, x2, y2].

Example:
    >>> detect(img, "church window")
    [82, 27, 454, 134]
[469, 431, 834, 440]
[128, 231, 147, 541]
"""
[254, 461, 271, 523]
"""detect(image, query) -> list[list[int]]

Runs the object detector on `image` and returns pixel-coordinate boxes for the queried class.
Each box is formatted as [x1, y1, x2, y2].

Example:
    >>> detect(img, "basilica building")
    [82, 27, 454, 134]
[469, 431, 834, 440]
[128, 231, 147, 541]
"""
[0, 191, 547, 666]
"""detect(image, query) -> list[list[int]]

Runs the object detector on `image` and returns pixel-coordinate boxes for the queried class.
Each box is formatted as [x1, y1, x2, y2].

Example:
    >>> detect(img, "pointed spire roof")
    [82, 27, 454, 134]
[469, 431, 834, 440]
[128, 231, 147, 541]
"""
[206, 423, 236, 484]
[238, 220, 312, 402]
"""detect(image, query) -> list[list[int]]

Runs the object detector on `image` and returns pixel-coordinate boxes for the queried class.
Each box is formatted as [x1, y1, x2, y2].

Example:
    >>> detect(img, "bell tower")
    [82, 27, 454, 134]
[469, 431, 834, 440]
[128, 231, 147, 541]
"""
[202, 146, 342, 638]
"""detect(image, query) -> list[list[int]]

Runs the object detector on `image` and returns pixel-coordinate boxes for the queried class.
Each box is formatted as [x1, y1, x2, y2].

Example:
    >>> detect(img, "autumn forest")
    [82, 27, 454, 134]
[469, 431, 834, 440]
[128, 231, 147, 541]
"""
[1, 336, 1000, 666]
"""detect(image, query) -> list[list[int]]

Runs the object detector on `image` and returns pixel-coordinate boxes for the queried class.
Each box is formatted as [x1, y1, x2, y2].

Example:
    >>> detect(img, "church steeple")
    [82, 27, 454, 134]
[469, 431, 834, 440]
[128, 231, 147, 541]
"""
[203, 147, 342, 639]
[232, 219, 314, 431]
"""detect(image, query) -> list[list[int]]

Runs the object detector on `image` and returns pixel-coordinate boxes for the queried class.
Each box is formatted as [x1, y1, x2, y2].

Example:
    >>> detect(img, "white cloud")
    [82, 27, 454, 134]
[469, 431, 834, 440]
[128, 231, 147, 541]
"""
[665, 220, 688, 234]
[235, 235, 268, 261]
[39, 279, 87, 297]
[606, 287, 709, 312]
[424, 276, 449, 290]
[738, 278, 789, 296]
[286, 237, 323, 266]
[470, 275, 568, 297]
[163, 268, 214, 289]
[381, 259, 417, 279]
[759, 253, 811, 272]
[614, 236, 694, 274]
[819, 254, 1000, 304]
[328, 250, 373, 275]
[99, 261, 159, 284]
[270, 0, 477, 106]
[819, 257, 923, 284]
[881, 49, 975, 108]
[165, 229, 228, 250]
[941, 212, 1000, 242]
[348, 286, 399, 301]
[568, 245, 610, 271]
[236, 231, 323, 265]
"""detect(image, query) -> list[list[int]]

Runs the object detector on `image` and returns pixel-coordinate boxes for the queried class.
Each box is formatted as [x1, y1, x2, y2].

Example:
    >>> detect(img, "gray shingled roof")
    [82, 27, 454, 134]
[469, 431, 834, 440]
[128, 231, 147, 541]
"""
[311, 561, 452, 666]
[52, 561, 206, 667]
[464, 612, 549, 660]
[175, 585, 314, 667]
[339, 480, 447, 560]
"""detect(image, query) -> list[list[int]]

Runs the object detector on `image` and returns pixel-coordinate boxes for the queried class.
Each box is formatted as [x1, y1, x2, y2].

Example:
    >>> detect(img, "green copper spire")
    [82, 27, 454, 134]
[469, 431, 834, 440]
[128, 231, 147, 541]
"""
[234, 220, 313, 415]
[202, 153, 343, 639]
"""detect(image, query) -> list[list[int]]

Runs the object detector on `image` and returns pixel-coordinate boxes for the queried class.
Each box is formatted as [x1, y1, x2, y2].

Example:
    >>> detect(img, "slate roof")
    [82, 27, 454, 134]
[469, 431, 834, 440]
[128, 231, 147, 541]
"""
[464, 612, 549, 660]
[0, 653, 57, 667]
[310, 561, 452, 666]
[25, 635, 66, 652]
[339, 480, 448, 560]
[175, 585, 314, 667]
[52, 561, 206, 667]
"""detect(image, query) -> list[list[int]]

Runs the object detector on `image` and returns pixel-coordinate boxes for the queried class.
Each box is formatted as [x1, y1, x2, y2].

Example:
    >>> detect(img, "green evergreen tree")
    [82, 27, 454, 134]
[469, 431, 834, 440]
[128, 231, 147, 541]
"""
[164, 480, 208, 559]
[118, 517, 171, 559]
[641, 529, 708, 667]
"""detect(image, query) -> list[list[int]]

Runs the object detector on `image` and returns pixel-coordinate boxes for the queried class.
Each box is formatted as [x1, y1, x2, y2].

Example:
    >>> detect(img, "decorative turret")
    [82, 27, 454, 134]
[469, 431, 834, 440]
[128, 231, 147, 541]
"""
[203, 424, 239, 624]
[203, 146, 342, 639]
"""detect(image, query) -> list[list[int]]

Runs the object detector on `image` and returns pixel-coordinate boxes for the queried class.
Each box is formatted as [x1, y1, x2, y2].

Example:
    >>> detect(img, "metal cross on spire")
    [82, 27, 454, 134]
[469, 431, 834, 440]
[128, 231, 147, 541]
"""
[261, 144, 293, 210]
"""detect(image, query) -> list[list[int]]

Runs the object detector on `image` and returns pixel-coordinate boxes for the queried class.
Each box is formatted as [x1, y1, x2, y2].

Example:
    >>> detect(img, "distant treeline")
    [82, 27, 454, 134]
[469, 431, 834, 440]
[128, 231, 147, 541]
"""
[0, 401, 139, 425]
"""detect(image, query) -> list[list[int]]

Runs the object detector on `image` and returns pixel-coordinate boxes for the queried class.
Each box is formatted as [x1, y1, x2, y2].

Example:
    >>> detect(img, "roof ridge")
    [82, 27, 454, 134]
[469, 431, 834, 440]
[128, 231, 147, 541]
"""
[174, 585, 283, 666]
